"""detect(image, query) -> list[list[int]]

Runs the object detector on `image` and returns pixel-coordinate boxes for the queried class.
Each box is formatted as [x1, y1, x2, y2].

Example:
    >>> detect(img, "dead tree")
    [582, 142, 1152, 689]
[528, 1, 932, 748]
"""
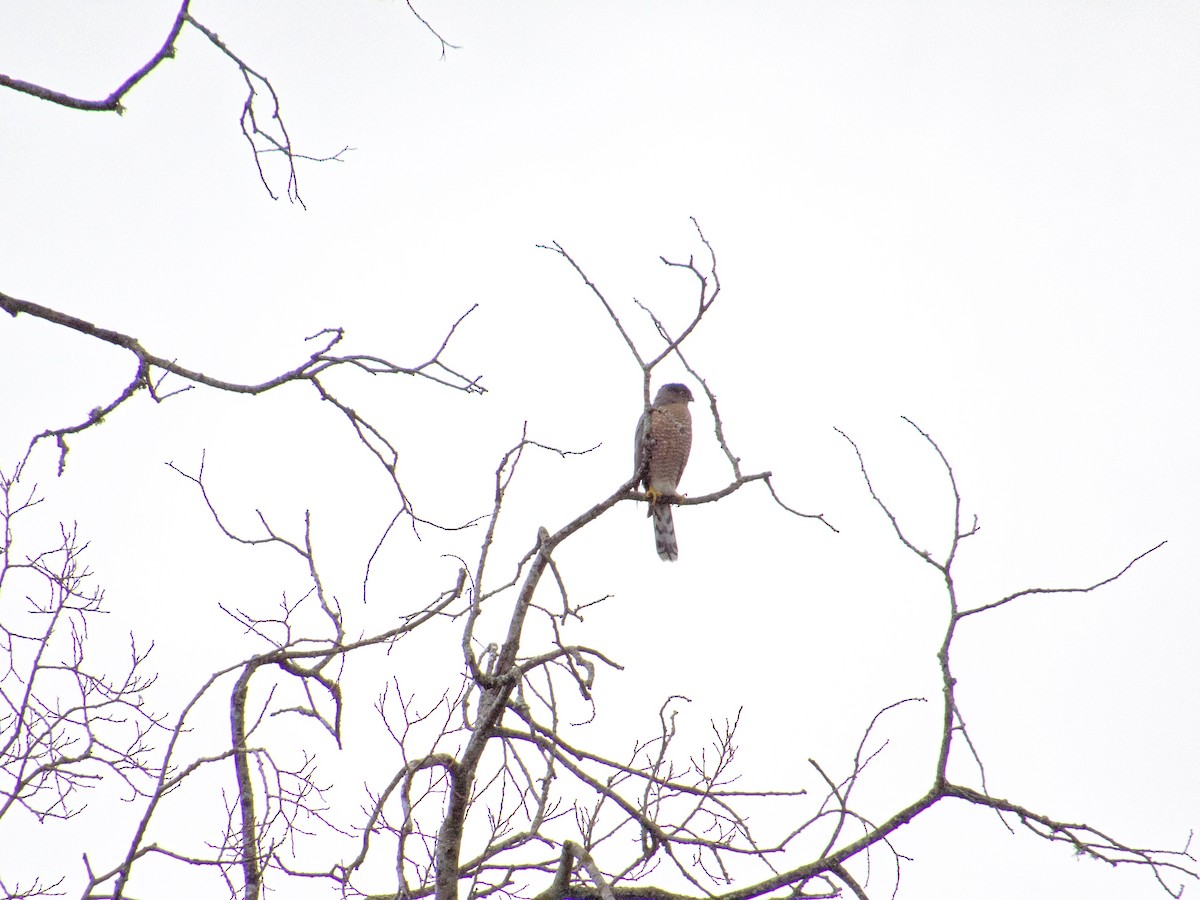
[1, 10, 1194, 897]
[1, 227, 1193, 900]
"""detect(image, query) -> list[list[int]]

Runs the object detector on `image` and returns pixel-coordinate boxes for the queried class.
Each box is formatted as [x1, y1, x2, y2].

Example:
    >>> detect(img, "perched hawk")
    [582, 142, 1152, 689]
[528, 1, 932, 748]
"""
[634, 383, 695, 561]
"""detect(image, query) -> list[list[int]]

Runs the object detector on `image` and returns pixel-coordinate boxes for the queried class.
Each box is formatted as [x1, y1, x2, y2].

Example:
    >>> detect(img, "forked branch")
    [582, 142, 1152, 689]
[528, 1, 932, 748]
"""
[544, 222, 834, 533]
[0, 291, 483, 497]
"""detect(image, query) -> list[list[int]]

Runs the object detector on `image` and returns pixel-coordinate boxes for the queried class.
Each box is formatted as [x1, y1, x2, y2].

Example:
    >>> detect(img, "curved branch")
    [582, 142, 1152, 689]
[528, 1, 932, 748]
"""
[0, 2, 190, 112]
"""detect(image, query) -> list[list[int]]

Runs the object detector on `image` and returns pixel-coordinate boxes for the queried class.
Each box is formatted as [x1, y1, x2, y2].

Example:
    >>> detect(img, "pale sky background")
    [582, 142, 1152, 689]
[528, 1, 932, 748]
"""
[1, 2, 1197, 898]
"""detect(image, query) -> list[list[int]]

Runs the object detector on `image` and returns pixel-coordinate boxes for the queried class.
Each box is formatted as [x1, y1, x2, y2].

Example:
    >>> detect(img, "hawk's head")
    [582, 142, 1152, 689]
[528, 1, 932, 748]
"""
[654, 383, 695, 405]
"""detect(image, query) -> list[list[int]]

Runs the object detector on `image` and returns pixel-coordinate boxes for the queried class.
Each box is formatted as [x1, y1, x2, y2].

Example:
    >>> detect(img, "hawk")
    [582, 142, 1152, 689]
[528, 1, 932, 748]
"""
[634, 383, 695, 561]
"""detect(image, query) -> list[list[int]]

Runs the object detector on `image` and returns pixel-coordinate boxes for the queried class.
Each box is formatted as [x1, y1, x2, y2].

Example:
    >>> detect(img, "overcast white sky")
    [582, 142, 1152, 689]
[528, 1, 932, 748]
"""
[1, 2, 1198, 898]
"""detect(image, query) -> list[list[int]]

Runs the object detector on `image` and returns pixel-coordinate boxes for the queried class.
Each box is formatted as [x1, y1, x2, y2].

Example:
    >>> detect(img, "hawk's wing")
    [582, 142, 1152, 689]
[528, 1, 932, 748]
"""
[633, 408, 653, 486]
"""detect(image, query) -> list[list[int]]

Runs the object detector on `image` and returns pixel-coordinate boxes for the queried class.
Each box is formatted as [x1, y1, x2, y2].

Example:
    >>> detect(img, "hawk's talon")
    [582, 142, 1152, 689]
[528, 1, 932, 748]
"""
[645, 486, 665, 506]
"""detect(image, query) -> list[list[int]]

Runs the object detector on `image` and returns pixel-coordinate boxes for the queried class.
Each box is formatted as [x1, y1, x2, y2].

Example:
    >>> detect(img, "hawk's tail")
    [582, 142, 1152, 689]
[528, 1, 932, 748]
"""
[652, 504, 679, 562]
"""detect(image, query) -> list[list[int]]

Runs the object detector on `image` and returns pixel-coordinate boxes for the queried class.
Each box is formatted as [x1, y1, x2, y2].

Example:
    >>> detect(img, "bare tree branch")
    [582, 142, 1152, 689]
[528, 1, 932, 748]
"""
[0, 292, 484, 500]
[406, 0, 463, 58]
[0, 2, 191, 112]
[0, 3, 448, 202]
